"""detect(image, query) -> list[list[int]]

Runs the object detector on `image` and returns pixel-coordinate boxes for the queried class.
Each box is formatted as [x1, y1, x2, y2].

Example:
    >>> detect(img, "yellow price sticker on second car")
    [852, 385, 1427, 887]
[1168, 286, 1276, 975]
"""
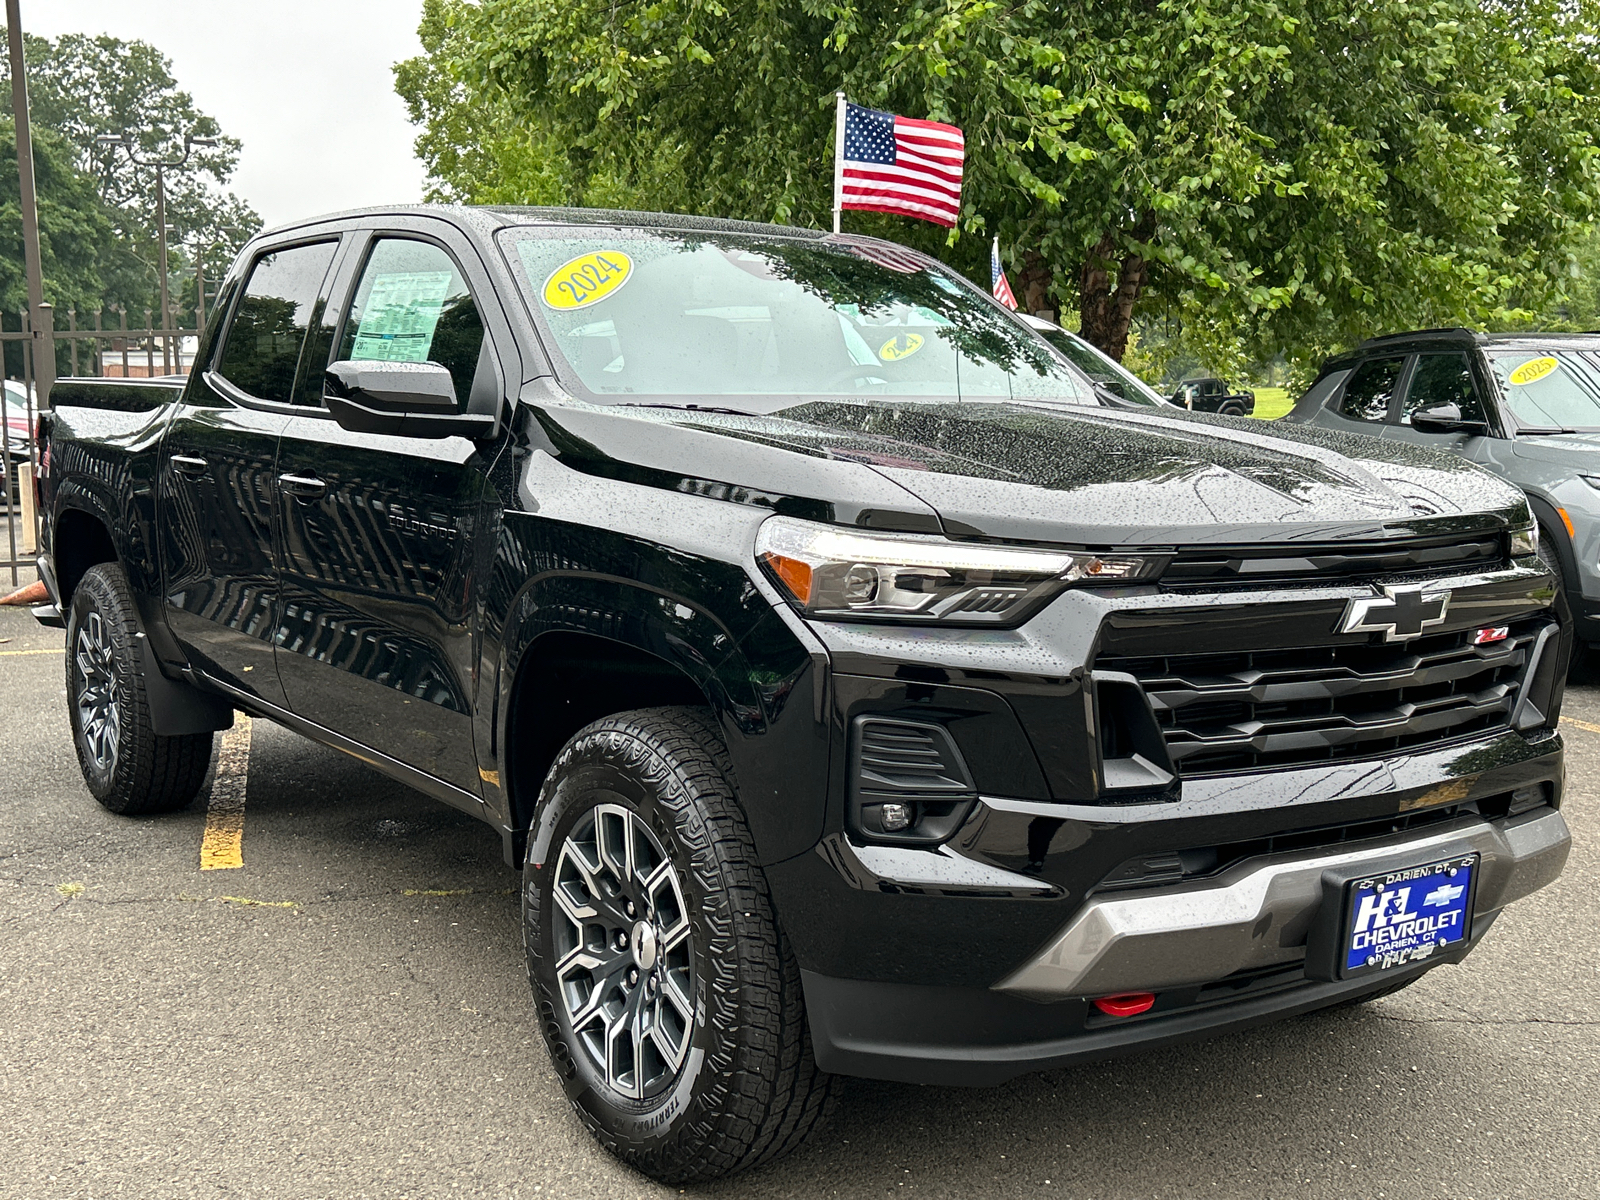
[879, 333, 924, 362]
[542, 251, 633, 310]
[1509, 356, 1559, 386]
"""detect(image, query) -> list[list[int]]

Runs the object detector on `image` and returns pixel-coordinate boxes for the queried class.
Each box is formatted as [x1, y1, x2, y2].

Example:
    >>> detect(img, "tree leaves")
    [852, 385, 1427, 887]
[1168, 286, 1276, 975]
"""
[397, 0, 1599, 374]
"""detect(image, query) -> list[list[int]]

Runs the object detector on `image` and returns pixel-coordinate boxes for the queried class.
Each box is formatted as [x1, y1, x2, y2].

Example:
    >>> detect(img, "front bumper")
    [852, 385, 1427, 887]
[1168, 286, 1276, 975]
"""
[995, 807, 1568, 1000]
[802, 806, 1568, 1086]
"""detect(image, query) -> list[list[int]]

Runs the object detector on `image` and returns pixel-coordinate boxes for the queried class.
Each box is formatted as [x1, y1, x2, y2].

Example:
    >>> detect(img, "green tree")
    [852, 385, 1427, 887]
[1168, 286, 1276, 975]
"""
[398, 0, 1599, 372]
[1, 28, 261, 325]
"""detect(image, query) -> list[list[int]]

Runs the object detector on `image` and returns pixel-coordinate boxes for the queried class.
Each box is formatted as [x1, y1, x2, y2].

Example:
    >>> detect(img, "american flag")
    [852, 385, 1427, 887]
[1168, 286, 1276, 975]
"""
[837, 100, 964, 228]
[991, 237, 1018, 309]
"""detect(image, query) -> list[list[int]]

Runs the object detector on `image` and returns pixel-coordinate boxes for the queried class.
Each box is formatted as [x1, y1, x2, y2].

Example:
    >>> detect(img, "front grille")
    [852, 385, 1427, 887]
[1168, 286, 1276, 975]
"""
[1098, 620, 1548, 776]
[1163, 534, 1504, 589]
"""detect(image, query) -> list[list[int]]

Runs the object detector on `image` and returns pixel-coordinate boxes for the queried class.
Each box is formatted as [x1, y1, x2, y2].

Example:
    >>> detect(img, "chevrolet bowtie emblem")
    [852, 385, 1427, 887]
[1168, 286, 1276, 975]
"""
[1338, 585, 1451, 642]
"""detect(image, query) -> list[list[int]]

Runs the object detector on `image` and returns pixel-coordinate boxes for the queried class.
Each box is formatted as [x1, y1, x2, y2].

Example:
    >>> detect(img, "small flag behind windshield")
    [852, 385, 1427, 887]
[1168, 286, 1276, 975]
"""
[991, 238, 1018, 310]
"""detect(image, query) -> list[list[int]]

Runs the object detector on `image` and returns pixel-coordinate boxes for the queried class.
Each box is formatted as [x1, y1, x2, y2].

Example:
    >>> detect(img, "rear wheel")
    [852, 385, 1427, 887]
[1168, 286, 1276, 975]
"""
[1219, 402, 1246, 418]
[524, 707, 833, 1184]
[66, 563, 214, 814]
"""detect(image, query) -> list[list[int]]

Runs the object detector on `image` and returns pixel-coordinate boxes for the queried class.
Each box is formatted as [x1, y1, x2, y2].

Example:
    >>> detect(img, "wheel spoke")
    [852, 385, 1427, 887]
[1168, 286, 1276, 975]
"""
[649, 1006, 690, 1072]
[659, 916, 690, 955]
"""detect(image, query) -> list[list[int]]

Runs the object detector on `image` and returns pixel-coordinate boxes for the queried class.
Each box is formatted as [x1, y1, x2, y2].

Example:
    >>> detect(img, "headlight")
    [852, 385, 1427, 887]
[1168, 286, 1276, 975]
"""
[755, 515, 1161, 624]
[1510, 518, 1539, 558]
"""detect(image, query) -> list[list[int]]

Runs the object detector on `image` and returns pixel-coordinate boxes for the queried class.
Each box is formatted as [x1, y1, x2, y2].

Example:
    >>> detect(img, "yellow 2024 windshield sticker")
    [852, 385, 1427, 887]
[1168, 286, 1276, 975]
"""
[542, 251, 633, 310]
[879, 333, 924, 362]
[1510, 356, 1559, 386]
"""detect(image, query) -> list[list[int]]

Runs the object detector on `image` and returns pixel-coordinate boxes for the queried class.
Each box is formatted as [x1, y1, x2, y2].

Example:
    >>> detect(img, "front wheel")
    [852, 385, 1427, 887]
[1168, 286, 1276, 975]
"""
[523, 707, 833, 1184]
[66, 563, 214, 814]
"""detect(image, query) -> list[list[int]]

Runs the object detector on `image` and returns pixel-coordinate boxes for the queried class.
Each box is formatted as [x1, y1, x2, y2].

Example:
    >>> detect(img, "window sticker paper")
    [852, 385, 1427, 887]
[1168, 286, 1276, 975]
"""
[350, 270, 455, 363]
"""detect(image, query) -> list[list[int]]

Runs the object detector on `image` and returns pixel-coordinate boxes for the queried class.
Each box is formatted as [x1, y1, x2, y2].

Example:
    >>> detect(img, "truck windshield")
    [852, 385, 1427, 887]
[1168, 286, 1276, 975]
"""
[1486, 348, 1600, 431]
[500, 228, 1093, 411]
[1033, 326, 1166, 406]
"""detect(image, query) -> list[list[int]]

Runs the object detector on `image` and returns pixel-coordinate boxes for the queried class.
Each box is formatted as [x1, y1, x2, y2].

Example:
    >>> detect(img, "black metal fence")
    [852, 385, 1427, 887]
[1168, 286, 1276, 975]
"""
[2, 305, 199, 589]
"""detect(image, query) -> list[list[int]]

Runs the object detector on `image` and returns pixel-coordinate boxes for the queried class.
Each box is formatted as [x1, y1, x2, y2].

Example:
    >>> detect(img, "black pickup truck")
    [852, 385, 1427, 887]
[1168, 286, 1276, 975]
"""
[33, 206, 1572, 1184]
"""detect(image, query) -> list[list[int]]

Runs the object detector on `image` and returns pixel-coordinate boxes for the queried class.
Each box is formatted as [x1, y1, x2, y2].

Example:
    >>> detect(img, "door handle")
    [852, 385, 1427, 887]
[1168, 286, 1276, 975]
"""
[277, 472, 327, 499]
[170, 454, 209, 478]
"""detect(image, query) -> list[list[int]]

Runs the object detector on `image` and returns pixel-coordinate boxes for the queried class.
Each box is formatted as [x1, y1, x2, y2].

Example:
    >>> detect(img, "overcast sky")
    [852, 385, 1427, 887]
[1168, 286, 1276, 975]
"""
[23, 0, 429, 229]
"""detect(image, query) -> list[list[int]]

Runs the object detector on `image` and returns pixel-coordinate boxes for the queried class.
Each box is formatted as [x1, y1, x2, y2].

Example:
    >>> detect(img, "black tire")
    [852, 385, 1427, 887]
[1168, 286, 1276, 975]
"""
[66, 562, 214, 815]
[523, 707, 834, 1184]
[1219, 402, 1246, 418]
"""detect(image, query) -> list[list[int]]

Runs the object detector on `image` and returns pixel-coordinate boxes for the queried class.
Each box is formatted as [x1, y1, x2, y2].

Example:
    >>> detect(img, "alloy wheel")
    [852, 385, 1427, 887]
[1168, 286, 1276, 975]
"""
[74, 610, 121, 772]
[552, 803, 694, 1100]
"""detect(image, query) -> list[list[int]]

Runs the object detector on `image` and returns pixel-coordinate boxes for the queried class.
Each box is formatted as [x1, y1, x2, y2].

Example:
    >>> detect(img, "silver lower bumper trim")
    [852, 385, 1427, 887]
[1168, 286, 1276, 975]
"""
[994, 809, 1570, 1001]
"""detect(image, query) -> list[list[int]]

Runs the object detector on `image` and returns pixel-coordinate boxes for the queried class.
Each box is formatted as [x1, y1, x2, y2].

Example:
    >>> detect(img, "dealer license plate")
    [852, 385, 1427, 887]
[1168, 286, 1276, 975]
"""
[1340, 854, 1478, 977]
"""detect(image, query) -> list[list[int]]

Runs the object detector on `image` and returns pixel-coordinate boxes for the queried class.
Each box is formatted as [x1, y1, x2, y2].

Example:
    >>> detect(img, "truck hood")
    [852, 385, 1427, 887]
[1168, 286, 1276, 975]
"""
[531, 396, 1528, 546]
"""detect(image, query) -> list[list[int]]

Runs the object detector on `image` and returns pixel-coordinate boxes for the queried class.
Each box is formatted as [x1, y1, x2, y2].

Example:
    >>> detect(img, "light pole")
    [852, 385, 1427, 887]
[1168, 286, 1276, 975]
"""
[97, 132, 217, 374]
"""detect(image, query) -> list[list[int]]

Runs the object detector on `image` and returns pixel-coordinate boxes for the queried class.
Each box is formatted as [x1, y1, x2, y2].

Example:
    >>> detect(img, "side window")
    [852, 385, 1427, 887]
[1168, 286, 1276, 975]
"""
[1336, 356, 1406, 423]
[1403, 352, 1484, 424]
[215, 241, 338, 402]
[338, 238, 485, 404]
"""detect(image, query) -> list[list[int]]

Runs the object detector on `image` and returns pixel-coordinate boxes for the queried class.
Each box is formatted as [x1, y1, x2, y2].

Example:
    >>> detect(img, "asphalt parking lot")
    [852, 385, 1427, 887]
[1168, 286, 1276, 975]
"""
[2, 600, 1597, 1200]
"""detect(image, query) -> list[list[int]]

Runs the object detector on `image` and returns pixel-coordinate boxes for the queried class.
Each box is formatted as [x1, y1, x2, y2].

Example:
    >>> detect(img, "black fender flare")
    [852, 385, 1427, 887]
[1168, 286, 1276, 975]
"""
[54, 489, 233, 737]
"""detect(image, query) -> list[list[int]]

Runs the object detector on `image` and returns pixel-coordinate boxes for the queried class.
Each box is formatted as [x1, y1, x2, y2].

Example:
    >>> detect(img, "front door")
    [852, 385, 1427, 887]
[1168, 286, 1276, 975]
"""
[1382, 350, 1499, 463]
[160, 239, 340, 707]
[274, 232, 506, 792]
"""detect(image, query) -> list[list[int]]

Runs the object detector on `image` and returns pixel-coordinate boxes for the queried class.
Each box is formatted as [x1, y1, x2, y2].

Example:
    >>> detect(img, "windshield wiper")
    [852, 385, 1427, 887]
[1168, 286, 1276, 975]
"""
[614, 402, 760, 417]
[1516, 426, 1582, 435]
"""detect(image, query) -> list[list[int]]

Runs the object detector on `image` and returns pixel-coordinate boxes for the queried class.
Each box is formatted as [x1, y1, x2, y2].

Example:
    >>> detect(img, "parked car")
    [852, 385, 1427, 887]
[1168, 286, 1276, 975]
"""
[1173, 376, 1255, 416]
[1283, 327, 1600, 659]
[34, 208, 1571, 1183]
[3, 380, 34, 462]
[1019, 314, 1173, 407]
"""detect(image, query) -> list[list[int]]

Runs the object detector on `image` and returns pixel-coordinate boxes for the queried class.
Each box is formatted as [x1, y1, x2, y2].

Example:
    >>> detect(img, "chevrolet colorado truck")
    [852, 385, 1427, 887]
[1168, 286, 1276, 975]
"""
[33, 206, 1572, 1183]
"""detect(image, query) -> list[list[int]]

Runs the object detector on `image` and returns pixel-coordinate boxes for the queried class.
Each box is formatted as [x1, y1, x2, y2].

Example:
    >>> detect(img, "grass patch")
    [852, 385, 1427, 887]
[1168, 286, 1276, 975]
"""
[1250, 387, 1294, 420]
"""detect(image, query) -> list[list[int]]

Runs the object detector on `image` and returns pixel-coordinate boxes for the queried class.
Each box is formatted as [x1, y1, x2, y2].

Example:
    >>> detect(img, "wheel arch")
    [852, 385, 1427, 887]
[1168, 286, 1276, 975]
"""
[52, 500, 120, 605]
[489, 569, 828, 871]
[1525, 493, 1580, 602]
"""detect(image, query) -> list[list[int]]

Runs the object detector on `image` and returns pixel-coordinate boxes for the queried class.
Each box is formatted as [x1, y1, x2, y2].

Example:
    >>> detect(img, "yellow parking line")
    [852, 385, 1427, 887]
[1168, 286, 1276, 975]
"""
[0, 647, 64, 655]
[200, 715, 252, 871]
[1560, 716, 1600, 736]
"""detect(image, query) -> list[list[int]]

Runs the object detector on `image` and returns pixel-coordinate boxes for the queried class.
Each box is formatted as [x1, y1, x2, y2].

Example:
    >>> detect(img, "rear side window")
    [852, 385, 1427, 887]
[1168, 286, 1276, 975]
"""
[216, 241, 338, 403]
[338, 238, 485, 403]
[1403, 352, 1484, 424]
[1337, 356, 1406, 422]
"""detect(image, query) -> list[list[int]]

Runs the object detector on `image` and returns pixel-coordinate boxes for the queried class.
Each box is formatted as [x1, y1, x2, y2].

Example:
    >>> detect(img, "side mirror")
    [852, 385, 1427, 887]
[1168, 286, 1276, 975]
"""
[1410, 402, 1488, 436]
[324, 360, 495, 439]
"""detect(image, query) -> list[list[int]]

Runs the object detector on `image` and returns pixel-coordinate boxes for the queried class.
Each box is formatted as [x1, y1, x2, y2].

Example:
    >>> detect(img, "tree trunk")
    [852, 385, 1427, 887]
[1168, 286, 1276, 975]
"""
[1018, 251, 1053, 316]
[1078, 218, 1154, 363]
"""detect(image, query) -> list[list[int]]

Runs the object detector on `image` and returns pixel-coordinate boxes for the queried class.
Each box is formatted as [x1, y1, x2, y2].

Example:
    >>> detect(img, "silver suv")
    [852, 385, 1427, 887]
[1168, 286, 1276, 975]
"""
[1283, 327, 1600, 657]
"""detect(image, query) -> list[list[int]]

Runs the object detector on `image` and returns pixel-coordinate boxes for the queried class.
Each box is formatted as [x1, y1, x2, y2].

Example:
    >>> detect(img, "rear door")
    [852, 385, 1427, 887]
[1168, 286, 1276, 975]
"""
[273, 225, 511, 792]
[1304, 354, 1411, 440]
[160, 238, 340, 706]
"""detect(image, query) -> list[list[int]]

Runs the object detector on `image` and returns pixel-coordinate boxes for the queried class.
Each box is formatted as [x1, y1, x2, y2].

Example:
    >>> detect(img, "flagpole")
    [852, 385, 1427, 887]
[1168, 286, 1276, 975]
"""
[832, 91, 846, 234]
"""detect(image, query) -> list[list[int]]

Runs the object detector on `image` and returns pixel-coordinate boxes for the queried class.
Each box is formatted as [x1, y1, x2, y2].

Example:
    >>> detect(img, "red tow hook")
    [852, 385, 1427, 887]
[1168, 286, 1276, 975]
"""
[1092, 992, 1156, 1017]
